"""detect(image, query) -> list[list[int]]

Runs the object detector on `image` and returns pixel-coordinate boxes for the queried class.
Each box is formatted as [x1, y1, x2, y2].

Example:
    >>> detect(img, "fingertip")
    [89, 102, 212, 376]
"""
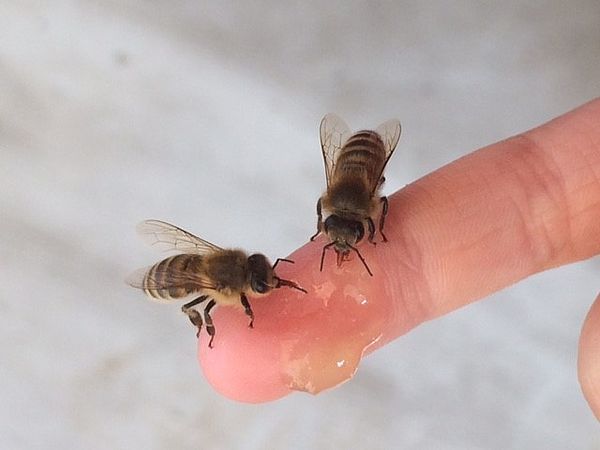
[197, 239, 414, 402]
[198, 311, 291, 403]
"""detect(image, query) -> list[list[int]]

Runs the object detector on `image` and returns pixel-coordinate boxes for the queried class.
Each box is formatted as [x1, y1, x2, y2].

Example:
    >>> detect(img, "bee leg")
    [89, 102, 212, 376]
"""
[240, 293, 254, 328]
[181, 295, 208, 337]
[379, 196, 389, 242]
[203, 299, 217, 348]
[367, 217, 376, 245]
[310, 198, 323, 241]
[275, 276, 308, 293]
[187, 310, 203, 338]
[320, 241, 336, 271]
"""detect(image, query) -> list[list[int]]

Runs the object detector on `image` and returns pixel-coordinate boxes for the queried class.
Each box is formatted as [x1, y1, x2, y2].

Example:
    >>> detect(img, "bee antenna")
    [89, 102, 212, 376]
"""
[320, 242, 336, 272]
[348, 244, 373, 277]
[272, 258, 295, 270]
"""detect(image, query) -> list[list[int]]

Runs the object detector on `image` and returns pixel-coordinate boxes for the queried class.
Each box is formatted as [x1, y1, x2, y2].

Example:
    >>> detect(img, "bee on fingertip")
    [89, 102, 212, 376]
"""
[311, 113, 401, 276]
[128, 220, 306, 348]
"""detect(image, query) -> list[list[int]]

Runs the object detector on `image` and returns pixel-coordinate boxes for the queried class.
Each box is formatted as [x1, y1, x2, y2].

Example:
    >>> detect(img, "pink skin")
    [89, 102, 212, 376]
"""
[200, 99, 600, 412]
[579, 293, 600, 421]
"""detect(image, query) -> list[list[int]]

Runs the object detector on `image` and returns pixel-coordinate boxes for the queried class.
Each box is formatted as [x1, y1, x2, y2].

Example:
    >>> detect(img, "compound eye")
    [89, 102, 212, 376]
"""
[251, 275, 269, 294]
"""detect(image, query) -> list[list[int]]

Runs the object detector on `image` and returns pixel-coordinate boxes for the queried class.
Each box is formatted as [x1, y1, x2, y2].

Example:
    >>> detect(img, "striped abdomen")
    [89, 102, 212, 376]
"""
[144, 254, 204, 301]
[333, 130, 386, 191]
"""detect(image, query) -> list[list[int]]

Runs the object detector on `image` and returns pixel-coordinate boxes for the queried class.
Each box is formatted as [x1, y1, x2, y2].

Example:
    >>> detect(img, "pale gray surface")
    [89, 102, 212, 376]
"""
[1, 1, 599, 449]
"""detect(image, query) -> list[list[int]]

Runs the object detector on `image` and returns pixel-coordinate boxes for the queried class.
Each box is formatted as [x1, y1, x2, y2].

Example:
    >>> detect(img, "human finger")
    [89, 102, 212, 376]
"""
[579, 292, 600, 420]
[200, 98, 600, 403]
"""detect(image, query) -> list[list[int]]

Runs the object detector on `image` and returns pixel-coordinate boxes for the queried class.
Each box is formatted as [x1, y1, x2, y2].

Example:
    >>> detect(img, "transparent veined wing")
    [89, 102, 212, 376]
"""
[371, 118, 401, 194]
[136, 220, 223, 255]
[126, 265, 217, 301]
[319, 113, 352, 187]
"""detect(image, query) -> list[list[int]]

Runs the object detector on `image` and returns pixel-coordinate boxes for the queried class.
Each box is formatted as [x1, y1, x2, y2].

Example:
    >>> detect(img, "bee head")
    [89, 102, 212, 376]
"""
[247, 253, 274, 294]
[323, 215, 365, 248]
[320, 215, 372, 276]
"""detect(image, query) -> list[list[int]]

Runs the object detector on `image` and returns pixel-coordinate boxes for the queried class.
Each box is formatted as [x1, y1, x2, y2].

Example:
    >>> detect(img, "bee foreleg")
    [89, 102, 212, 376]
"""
[203, 299, 217, 348]
[310, 198, 323, 241]
[379, 196, 389, 242]
[275, 276, 308, 293]
[181, 295, 209, 337]
[240, 293, 254, 329]
[320, 241, 336, 272]
[367, 217, 376, 245]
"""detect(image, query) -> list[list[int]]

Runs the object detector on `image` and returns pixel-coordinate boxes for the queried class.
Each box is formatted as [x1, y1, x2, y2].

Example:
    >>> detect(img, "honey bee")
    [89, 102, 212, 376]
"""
[310, 113, 401, 276]
[128, 220, 306, 347]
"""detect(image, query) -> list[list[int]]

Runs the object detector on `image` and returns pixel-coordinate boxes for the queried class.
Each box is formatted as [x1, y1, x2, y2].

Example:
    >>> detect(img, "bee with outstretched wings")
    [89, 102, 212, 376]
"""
[128, 220, 305, 347]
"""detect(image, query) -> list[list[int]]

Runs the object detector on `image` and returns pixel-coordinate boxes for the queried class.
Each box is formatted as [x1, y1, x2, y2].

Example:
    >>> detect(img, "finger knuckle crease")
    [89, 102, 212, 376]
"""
[509, 133, 574, 268]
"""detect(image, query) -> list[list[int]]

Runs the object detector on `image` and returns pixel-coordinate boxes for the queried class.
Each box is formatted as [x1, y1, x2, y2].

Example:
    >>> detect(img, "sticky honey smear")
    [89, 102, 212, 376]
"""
[279, 279, 388, 394]
[283, 331, 382, 394]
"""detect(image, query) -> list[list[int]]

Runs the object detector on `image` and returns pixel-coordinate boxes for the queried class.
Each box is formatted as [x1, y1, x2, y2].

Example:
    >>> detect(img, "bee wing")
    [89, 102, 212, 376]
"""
[372, 118, 402, 194]
[319, 113, 353, 187]
[126, 266, 217, 292]
[136, 220, 223, 255]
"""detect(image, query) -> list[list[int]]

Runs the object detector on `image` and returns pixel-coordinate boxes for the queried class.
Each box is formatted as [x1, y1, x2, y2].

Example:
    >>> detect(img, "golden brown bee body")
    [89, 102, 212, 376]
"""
[311, 114, 401, 275]
[129, 220, 305, 347]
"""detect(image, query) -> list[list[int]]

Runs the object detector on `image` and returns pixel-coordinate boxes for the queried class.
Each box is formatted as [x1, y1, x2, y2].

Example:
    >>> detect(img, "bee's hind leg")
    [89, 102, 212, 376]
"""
[203, 299, 217, 348]
[310, 198, 323, 241]
[240, 293, 254, 328]
[182, 295, 208, 337]
[379, 196, 389, 242]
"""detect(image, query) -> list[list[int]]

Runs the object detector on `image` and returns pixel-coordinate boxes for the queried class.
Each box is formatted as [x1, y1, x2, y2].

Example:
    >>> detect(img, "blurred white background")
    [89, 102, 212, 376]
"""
[1, 1, 599, 449]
